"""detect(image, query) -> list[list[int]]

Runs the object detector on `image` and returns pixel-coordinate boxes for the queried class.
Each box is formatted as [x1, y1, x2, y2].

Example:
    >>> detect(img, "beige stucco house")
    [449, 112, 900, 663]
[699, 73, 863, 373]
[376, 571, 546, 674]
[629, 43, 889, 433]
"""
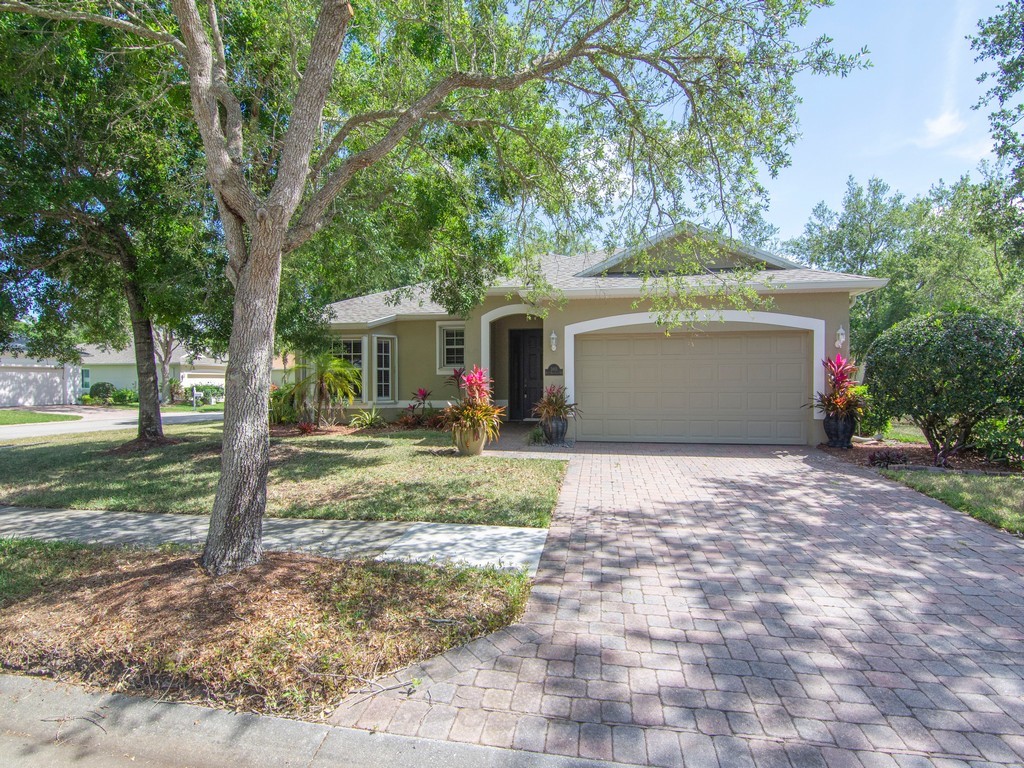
[326, 227, 886, 445]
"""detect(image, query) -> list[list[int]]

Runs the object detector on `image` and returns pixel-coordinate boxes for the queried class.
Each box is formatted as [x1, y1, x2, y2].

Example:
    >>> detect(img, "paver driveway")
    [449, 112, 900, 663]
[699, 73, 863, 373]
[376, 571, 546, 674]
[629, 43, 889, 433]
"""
[331, 445, 1024, 767]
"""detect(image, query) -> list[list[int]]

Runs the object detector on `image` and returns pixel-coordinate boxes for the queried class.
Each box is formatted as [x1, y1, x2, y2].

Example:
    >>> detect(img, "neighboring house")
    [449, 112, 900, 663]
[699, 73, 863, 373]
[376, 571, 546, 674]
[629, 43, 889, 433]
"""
[0, 352, 77, 407]
[326, 224, 887, 445]
[78, 344, 229, 396]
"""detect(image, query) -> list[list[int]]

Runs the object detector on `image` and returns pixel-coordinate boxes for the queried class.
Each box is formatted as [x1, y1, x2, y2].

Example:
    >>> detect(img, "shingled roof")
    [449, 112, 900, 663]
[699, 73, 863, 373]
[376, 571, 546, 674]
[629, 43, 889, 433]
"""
[328, 229, 887, 327]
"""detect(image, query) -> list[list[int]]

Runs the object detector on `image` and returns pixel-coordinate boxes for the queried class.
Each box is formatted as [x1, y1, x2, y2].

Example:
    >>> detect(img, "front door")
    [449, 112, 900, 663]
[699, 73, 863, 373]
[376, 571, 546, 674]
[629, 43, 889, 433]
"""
[509, 329, 544, 420]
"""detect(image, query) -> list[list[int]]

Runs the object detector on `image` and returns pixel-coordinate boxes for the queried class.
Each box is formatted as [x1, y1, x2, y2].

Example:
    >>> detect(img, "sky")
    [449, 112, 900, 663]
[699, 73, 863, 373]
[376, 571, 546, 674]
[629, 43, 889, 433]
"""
[762, 0, 1003, 242]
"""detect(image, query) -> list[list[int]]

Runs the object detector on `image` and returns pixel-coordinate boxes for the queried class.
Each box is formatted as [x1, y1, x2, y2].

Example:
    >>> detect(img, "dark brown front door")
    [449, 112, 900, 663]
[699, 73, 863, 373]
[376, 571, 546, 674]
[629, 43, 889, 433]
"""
[509, 329, 544, 420]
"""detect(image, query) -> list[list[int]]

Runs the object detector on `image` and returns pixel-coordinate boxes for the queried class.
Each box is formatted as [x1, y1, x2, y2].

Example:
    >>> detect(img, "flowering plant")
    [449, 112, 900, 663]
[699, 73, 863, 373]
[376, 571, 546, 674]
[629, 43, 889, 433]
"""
[532, 385, 579, 421]
[441, 365, 504, 443]
[814, 353, 864, 419]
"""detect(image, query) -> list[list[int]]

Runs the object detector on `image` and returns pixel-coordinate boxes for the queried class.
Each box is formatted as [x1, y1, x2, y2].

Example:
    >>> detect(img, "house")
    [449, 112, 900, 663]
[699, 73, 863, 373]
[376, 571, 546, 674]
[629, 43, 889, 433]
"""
[0, 351, 78, 407]
[79, 344, 292, 397]
[2, 341, 290, 407]
[326, 225, 887, 445]
[77, 344, 230, 395]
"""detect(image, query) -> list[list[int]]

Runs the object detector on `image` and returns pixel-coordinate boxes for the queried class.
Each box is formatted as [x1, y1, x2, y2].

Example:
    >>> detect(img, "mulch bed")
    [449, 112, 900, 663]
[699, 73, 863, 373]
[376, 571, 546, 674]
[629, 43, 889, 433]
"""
[0, 548, 526, 719]
[819, 441, 1022, 474]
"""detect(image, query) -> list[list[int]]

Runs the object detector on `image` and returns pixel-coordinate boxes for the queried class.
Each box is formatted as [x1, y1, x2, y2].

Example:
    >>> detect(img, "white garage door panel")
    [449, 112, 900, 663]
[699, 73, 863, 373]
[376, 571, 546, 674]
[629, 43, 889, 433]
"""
[575, 332, 810, 444]
[0, 366, 66, 407]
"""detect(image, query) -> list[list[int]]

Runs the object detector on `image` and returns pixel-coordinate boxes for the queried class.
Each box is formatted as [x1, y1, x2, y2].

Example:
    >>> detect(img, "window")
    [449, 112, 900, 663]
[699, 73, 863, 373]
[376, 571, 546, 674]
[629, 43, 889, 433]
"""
[332, 338, 363, 398]
[80, 368, 90, 390]
[375, 337, 394, 401]
[437, 323, 465, 371]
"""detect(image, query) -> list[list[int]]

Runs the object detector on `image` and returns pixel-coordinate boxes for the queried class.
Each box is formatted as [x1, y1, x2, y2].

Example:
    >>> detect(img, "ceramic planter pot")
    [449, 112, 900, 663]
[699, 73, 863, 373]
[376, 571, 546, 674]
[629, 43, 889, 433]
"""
[453, 427, 486, 456]
[541, 416, 568, 445]
[823, 413, 856, 449]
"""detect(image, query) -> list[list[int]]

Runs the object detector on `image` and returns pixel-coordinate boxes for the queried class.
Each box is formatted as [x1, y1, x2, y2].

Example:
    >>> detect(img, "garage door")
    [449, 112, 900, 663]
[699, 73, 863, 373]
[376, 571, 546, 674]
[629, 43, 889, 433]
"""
[0, 365, 67, 407]
[575, 331, 810, 444]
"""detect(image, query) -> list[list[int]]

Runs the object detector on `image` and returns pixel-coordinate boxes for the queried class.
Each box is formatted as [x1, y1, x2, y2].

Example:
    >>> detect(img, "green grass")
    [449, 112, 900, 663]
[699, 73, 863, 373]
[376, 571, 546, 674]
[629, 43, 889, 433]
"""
[0, 538, 101, 606]
[102, 403, 224, 413]
[884, 470, 1024, 536]
[0, 410, 82, 425]
[885, 422, 928, 444]
[0, 424, 565, 527]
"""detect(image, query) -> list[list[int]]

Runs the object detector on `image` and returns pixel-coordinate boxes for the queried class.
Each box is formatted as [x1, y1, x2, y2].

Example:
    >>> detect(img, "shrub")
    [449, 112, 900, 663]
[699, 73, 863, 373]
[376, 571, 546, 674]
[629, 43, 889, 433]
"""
[111, 388, 139, 405]
[865, 311, 1024, 466]
[856, 385, 891, 437]
[868, 448, 909, 468]
[526, 425, 546, 445]
[395, 412, 424, 429]
[89, 381, 116, 400]
[423, 412, 447, 431]
[167, 378, 183, 403]
[973, 416, 1024, 467]
[79, 395, 94, 405]
[296, 421, 317, 435]
[269, 386, 297, 425]
[350, 408, 387, 429]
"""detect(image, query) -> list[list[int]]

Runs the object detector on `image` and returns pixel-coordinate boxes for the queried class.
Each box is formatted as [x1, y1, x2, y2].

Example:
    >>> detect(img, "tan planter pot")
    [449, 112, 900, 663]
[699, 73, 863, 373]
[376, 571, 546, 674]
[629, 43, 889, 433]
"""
[453, 427, 486, 456]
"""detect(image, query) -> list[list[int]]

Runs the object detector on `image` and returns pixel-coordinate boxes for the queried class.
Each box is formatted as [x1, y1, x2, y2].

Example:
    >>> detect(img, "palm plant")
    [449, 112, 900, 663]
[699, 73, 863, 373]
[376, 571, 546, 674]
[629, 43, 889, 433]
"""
[287, 352, 361, 426]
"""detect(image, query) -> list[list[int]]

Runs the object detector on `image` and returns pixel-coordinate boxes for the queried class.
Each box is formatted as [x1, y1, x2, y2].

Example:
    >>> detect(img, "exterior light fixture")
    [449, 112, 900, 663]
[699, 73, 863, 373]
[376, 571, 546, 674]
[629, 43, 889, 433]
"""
[550, 331, 558, 351]
[835, 325, 846, 349]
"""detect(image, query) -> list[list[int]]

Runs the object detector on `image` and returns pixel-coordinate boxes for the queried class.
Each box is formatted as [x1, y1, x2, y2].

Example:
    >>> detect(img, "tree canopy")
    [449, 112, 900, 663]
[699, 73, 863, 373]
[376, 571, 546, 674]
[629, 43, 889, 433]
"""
[784, 169, 1024, 356]
[973, 0, 1024, 191]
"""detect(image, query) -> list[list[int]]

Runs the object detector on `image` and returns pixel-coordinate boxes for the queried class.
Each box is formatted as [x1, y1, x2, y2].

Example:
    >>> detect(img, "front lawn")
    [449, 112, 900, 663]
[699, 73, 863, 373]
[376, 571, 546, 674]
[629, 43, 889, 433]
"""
[0, 538, 529, 717]
[884, 470, 1024, 536]
[884, 421, 928, 444]
[0, 424, 564, 527]
[0, 410, 82, 425]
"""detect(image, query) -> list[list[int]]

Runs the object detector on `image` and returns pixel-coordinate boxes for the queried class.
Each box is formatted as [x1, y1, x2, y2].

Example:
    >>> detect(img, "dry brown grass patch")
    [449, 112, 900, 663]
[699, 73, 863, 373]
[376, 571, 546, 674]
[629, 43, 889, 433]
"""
[0, 544, 529, 718]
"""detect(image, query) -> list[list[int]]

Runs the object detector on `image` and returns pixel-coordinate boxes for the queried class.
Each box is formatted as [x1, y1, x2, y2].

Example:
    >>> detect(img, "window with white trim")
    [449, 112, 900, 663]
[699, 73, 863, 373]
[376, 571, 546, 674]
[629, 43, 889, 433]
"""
[375, 337, 395, 401]
[331, 338, 363, 398]
[437, 324, 465, 371]
[80, 368, 90, 391]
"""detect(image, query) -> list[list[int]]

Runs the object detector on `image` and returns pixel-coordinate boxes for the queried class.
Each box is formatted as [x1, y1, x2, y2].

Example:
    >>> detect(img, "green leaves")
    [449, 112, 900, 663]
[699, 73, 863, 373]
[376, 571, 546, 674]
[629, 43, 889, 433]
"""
[865, 311, 1024, 465]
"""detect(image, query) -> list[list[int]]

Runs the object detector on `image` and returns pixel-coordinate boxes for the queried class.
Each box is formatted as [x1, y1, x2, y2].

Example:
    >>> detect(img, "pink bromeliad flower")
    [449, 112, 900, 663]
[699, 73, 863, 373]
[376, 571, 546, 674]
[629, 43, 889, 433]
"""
[461, 365, 493, 403]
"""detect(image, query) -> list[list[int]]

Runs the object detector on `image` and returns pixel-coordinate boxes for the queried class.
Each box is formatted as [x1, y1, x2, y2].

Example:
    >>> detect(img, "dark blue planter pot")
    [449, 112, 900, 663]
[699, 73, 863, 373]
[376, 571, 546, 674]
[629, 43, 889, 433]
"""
[823, 414, 856, 448]
[541, 417, 568, 445]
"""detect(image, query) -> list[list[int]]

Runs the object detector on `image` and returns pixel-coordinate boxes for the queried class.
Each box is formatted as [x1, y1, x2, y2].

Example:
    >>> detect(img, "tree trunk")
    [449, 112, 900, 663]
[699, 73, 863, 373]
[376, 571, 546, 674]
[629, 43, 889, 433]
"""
[202, 226, 284, 575]
[124, 278, 165, 441]
[154, 327, 175, 403]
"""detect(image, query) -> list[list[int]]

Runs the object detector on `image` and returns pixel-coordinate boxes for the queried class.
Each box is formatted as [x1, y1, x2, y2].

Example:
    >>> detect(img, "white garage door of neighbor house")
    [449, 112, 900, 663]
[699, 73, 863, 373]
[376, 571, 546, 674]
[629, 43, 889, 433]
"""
[575, 331, 810, 444]
[0, 365, 66, 407]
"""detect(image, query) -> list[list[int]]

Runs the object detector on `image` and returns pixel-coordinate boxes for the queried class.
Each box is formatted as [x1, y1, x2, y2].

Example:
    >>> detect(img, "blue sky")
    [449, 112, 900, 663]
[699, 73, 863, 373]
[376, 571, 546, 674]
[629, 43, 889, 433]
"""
[762, 0, 1002, 242]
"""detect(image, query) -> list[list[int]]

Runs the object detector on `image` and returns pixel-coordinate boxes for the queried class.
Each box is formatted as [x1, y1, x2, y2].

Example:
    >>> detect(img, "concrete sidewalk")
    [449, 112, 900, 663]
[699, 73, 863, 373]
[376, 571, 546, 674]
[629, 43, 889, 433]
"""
[0, 408, 223, 440]
[0, 674, 630, 768]
[0, 505, 549, 574]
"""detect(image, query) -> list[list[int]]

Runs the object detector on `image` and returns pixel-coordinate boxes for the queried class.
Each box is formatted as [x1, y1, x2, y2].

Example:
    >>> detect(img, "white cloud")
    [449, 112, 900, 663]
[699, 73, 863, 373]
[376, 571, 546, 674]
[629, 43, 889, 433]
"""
[944, 137, 995, 162]
[915, 109, 968, 148]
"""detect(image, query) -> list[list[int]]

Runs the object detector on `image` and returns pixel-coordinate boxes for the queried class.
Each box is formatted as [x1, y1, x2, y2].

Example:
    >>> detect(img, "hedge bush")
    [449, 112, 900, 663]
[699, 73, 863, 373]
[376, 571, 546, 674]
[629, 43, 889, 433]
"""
[89, 381, 116, 400]
[111, 388, 139, 405]
[865, 311, 1024, 465]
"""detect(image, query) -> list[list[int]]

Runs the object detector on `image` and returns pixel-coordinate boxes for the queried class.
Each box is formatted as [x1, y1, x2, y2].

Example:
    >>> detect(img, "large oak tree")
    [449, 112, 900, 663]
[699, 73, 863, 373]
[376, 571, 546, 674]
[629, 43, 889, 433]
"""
[0, 0, 861, 573]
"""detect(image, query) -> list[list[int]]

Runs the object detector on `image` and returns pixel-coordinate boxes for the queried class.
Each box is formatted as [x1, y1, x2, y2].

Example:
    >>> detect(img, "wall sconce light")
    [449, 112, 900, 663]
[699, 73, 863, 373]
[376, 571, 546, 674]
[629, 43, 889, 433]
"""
[835, 325, 846, 349]
[550, 331, 558, 351]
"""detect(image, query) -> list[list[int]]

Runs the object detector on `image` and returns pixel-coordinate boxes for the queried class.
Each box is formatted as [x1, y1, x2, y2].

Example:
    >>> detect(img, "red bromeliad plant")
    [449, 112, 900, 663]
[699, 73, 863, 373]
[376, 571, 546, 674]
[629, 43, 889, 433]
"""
[814, 354, 865, 419]
[441, 366, 505, 443]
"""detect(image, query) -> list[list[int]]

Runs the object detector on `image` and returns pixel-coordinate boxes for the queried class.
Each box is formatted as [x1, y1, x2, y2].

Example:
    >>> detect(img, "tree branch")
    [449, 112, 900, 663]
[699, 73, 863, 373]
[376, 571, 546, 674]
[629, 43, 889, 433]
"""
[287, 2, 632, 252]
[0, 1, 187, 55]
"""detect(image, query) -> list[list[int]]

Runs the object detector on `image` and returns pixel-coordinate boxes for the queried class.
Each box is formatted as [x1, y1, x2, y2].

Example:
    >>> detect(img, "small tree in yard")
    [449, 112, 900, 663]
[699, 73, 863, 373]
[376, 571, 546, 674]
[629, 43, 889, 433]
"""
[865, 312, 1024, 466]
[0, 0, 863, 574]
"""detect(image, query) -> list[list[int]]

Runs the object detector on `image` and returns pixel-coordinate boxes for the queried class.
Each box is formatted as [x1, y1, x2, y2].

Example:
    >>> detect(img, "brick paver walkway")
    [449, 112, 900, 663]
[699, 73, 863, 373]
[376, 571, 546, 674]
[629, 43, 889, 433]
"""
[331, 445, 1024, 767]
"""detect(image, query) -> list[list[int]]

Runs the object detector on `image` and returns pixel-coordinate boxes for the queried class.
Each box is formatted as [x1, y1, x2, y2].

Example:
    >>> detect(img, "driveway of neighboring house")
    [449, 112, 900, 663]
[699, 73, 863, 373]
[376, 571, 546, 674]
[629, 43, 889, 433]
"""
[0, 405, 222, 440]
[332, 444, 1024, 768]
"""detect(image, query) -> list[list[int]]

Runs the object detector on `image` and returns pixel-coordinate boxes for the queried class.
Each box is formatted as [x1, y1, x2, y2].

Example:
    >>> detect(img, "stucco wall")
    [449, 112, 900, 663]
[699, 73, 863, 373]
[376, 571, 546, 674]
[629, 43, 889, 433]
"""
[334, 289, 853, 445]
[83, 364, 139, 391]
